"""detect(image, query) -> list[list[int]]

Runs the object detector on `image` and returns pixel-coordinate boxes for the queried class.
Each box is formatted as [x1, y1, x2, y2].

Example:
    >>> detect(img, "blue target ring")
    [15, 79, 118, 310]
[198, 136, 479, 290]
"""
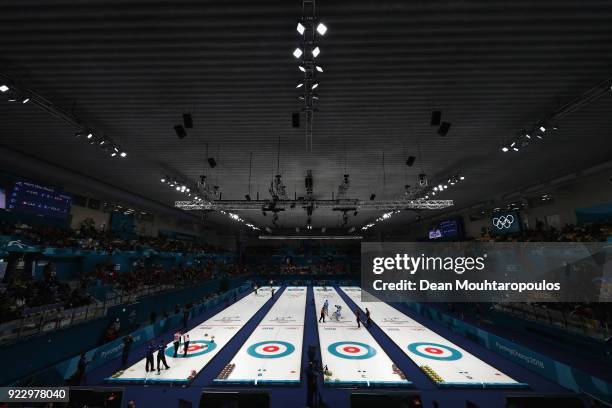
[328, 341, 377, 360]
[165, 340, 217, 358]
[407, 342, 462, 361]
[247, 341, 295, 359]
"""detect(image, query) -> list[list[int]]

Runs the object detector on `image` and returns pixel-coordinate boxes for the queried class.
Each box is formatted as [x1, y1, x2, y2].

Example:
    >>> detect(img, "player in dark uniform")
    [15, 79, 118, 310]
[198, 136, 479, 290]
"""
[157, 341, 170, 374]
[145, 341, 155, 372]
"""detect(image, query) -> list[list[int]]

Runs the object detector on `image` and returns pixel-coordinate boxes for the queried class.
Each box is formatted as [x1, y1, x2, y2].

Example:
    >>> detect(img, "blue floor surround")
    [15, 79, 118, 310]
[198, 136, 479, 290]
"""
[83, 286, 585, 408]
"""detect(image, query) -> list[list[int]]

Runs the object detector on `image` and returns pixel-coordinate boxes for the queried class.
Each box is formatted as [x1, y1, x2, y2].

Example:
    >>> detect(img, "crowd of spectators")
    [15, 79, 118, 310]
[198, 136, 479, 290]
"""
[0, 220, 226, 254]
[477, 220, 612, 242]
[0, 220, 246, 325]
[470, 221, 612, 339]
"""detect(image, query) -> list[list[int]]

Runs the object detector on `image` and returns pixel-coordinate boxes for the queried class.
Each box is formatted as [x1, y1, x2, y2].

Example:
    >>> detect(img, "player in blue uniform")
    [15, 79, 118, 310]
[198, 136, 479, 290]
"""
[157, 341, 170, 374]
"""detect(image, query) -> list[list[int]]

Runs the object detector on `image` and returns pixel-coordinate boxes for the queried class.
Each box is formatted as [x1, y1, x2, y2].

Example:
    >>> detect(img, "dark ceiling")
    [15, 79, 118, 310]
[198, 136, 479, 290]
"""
[1, 0, 611, 230]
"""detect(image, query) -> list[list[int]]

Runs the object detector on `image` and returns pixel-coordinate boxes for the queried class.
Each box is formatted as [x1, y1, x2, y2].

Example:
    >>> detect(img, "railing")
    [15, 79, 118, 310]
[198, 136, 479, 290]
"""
[0, 283, 178, 345]
[493, 303, 611, 340]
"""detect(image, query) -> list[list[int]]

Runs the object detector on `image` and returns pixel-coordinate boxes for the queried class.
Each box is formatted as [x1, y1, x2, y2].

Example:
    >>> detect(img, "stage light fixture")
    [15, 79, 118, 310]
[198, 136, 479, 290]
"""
[110, 152, 117, 157]
[311, 83, 319, 89]
[296, 22, 305, 35]
[316, 22, 327, 35]
[120, 152, 127, 158]
[501, 146, 509, 152]
[299, 65, 306, 72]
[293, 48, 303, 58]
[312, 46, 320, 57]
[161, 177, 166, 183]
[460, 175, 465, 180]
[22, 98, 29, 104]
[296, 83, 304, 88]
[86, 133, 93, 139]
[539, 125, 546, 132]
[0, 85, 8, 92]
[315, 66, 323, 72]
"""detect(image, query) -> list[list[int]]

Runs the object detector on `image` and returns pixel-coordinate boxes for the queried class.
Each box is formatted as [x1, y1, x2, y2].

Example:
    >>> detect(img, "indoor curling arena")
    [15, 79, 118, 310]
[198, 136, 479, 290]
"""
[1, 0, 612, 407]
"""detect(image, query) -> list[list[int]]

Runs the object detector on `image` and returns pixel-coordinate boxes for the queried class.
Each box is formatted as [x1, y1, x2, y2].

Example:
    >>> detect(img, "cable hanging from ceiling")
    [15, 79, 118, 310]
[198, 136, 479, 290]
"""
[293, 0, 327, 153]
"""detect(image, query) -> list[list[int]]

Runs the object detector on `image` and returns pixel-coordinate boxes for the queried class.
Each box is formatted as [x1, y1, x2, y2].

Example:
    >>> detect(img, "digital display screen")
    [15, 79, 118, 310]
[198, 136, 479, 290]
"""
[491, 211, 521, 235]
[428, 217, 463, 240]
[7, 180, 72, 218]
[0, 186, 6, 210]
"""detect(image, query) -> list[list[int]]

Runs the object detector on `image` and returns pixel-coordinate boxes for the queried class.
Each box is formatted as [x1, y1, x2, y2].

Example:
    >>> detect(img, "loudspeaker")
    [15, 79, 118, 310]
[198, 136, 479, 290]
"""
[174, 125, 187, 139]
[430, 110, 441, 126]
[438, 122, 451, 136]
[406, 156, 416, 167]
[183, 113, 193, 129]
[292, 112, 300, 128]
[208, 157, 217, 168]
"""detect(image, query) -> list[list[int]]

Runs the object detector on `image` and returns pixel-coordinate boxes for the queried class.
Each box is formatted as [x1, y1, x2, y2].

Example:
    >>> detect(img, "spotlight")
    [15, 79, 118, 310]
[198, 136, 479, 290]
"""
[174, 125, 187, 139]
[0, 85, 8, 92]
[22, 98, 29, 104]
[311, 83, 319, 89]
[161, 177, 166, 183]
[460, 175, 465, 180]
[430, 110, 441, 126]
[437, 122, 451, 136]
[312, 47, 320, 57]
[176, 186, 181, 191]
[293, 48, 303, 58]
[539, 125, 546, 132]
[406, 156, 416, 167]
[298, 65, 306, 72]
[296, 22, 305, 35]
[316, 22, 327, 35]
[183, 113, 193, 129]
[110, 152, 117, 157]
[86, 133, 93, 139]
[296, 83, 304, 88]
[99, 139, 106, 145]
[120, 152, 127, 158]
[501, 146, 509, 152]
[315, 66, 323, 72]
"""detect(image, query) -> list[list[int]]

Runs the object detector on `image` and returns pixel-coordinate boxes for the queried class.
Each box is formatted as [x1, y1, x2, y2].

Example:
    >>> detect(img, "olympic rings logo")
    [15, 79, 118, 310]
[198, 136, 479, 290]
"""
[492, 215, 515, 229]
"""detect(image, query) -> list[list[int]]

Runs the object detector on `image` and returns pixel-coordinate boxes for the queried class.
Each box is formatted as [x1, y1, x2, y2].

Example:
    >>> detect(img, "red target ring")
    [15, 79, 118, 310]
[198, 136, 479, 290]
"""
[263, 345, 280, 353]
[343, 346, 361, 354]
[425, 347, 443, 355]
[188, 344, 204, 352]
